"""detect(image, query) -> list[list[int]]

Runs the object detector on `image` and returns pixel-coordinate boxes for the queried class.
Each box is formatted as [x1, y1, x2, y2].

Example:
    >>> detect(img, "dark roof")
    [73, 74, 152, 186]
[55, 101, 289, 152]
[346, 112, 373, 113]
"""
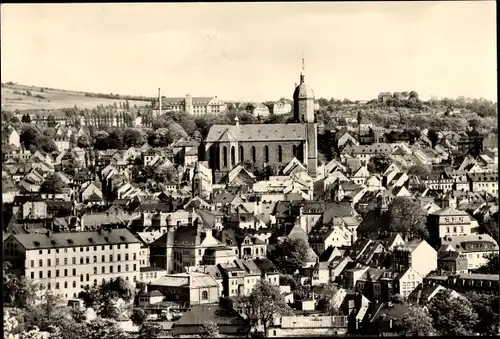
[252, 258, 278, 274]
[206, 123, 306, 143]
[173, 304, 249, 335]
[11, 228, 140, 250]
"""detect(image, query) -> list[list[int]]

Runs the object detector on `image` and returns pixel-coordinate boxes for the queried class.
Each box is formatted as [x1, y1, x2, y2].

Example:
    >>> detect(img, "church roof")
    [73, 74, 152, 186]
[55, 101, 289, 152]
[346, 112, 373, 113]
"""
[205, 123, 306, 142]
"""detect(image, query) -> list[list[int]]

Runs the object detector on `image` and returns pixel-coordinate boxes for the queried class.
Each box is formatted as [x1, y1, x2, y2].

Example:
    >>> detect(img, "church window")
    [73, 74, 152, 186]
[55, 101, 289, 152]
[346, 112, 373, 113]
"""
[239, 146, 244, 162]
[252, 146, 256, 162]
[264, 146, 269, 162]
[278, 145, 283, 162]
[223, 147, 228, 167]
[292, 145, 297, 157]
[231, 146, 236, 166]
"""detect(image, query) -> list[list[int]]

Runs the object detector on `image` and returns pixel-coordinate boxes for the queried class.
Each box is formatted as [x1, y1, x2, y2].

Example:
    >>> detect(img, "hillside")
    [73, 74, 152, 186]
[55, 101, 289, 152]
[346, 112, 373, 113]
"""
[1, 83, 152, 111]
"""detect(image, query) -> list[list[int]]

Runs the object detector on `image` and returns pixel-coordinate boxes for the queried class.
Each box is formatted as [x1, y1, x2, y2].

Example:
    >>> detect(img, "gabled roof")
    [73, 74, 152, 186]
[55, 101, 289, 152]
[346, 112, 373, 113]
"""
[206, 123, 306, 142]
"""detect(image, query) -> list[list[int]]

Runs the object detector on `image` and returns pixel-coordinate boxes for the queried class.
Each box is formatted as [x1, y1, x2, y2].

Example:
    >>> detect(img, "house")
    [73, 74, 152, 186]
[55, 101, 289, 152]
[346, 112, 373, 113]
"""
[439, 234, 498, 271]
[137, 290, 165, 307]
[407, 284, 461, 305]
[423, 272, 499, 296]
[468, 172, 498, 195]
[427, 207, 477, 247]
[252, 103, 270, 118]
[272, 98, 292, 115]
[173, 303, 250, 338]
[393, 266, 423, 299]
[437, 250, 468, 274]
[149, 272, 220, 306]
[267, 315, 348, 337]
[139, 266, 169, 284]
[392, 239, 437, 278]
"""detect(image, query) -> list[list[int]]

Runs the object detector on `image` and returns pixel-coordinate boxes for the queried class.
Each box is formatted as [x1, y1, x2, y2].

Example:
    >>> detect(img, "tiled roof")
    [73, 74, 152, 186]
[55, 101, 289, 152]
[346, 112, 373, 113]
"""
[11, 228, 140, 250]
[206, 123, 306, 142]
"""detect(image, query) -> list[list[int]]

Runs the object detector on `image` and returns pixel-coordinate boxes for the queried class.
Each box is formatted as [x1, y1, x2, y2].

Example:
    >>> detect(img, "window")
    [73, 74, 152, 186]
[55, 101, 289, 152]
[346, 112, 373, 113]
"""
[64, 269, 68, 277]
[48, 249, 51, 254]
[72, 257, 76, 265]
[93, 256, 97, 263]
[55, 258, 59, 266]
[125, 254, 129, 261]
[56, 270, 60, 277]
[72, 268, 76, 276]
[133, 264, 137, 271]
[223, 146, 228, 167]
[117, 254, 121, 261]
[264, 146, 269, 162]
[252, 146, 256, 162]
[292, 145, 297, 157]
[202, 291, 208, 300]
[126, 265, 129, 272]
[80, 258, 84, 265]
[109, 255, 113, 262]
[94, 267, 98, 274]
[48, 283, 52, 290]
[278, 145, 282, 162]
[47, 259, 51, 267]
[231, 146, 236, 166]
[55, 282, 60, 290]
[102, 246, 105, 250]
[117, 244, 121, 250]
[64, 281, 68, 289]
[239, 145, 244, 162]
[48, 271, 52, 278]
[73, 281, 76, 288]
[39, 259, 43, 267]
[39, 271, 43, 279]
[118, 265, 121, 273]
[133, 253, 137, 260]
[102, 267, 105, 274]
[39, 250, 43, 255]
[80, 274, 84, 282]
[125, 244, 128, 249]
[86, 274, 90, 282]
[86, 247, 89, 252]
[64, 258, 68, 265]
[80, 248, 83, 252]
[110, 266, 113, 273]
[93, 246, 97, 251]
[31, 272, 34, 279]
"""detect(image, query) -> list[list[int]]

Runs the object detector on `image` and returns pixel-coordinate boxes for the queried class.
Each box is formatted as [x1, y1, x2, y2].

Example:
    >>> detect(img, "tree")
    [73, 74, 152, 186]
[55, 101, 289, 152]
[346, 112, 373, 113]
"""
[199, 321, 220, 338]
[42, 128, 56, 138]
[465, 292, 499, 335]
[477, 252, 499, 274]
[40, 174, 66, 195]
[123, 128, 145, 148]
[20, 124, 41, 149]
[367, 154, 391, 174]
[407, 165, 431, 178]
[154, 166, 178, 185]
[77, 134, 91, 149]
[398, 305, 435, 336]
[269, 238, 309, 275]
[34, 135, 58, 153]
[47, 114, 57, 128]
[317, 283, 341, 315]
[247, 280, 292, 335]
[427, 290, 479, 336]
[427, 129, 439, 148]
[130, 308, 147, 326]
[387, 197, 428, 240]
[85, 318, 127, 339]
[4, 309, 21, 339]
[22, 114, 32, 123]
[138, 322, 162, 339]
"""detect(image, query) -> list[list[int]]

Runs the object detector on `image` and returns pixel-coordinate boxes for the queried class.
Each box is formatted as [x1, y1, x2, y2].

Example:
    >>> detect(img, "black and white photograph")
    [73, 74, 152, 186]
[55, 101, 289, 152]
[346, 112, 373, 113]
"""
[1, 2, 498, 338]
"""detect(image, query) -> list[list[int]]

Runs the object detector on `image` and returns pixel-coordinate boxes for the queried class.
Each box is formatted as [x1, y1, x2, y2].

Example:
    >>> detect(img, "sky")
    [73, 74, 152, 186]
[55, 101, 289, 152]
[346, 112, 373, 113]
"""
[1, 2, 497, 102]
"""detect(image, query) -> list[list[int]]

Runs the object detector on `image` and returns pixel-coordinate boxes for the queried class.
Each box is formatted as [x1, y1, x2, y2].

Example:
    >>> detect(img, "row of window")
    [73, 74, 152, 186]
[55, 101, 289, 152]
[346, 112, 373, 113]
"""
[36, 244, 131, 255]
[31, 253, 138, 267]
[221, 144, 302, 167]
[44, 275, 137, 291]
[30, 264, 138, 279]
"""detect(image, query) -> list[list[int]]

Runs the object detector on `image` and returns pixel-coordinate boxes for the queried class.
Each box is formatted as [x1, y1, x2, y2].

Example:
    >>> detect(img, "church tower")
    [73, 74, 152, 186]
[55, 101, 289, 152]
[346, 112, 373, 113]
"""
[293, 57, 317, 177]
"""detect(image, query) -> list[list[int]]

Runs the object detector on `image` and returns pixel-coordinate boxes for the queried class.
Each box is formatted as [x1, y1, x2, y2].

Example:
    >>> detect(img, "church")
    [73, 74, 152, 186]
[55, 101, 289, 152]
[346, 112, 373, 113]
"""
[203, 65, 318, 182]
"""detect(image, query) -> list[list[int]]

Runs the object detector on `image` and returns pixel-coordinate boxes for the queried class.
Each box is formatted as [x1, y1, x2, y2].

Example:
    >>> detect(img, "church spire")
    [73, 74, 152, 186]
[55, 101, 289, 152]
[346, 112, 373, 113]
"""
[300, 54, 305, 83]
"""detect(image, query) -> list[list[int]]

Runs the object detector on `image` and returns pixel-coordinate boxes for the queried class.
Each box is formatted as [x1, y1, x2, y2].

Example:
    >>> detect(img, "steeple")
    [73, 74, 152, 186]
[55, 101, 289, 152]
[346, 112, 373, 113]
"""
[300, 55, 305, 83]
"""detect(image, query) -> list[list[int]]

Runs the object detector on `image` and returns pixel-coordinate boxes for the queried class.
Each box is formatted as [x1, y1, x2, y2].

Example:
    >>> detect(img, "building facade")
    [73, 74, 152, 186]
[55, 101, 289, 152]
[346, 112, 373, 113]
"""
[154, 94, 227, 116]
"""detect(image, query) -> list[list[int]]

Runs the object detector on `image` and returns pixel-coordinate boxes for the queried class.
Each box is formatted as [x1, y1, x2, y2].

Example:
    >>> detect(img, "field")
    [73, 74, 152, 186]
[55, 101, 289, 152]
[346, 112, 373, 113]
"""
[1, 83, 151, 111]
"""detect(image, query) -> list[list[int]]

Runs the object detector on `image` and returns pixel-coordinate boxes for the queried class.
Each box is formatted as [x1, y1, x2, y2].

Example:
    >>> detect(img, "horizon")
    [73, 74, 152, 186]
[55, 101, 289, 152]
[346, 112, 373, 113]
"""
[1, 2, 497, 103]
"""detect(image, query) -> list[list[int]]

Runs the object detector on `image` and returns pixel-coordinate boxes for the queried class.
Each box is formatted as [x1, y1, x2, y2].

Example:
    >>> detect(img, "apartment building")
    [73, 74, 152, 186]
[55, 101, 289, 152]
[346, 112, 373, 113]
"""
[427, 207, 477, 247]
[154, 94, 227, 116]
[439, 234, 499, 270]
[392, 239, 437, 278]
[3, 228, 142, 300]
[468, 172, 499, 195]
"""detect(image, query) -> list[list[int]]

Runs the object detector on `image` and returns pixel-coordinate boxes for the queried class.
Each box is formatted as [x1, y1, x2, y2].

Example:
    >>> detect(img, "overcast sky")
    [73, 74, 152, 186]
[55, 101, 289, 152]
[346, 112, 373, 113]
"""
[1, 2, 497, 102]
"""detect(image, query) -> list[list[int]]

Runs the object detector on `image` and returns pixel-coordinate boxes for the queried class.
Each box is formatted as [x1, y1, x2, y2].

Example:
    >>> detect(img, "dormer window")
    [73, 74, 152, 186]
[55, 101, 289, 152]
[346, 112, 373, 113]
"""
[67, 239, 73, 245]
[104, 237, 110, 243]
[34, 241, 40, 247]
[88, 238, 94, 244]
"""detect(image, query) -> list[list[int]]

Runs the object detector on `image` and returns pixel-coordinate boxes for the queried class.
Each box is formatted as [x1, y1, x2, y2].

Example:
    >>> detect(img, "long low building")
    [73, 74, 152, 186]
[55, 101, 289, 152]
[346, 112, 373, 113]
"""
[4, 228, 143, 300]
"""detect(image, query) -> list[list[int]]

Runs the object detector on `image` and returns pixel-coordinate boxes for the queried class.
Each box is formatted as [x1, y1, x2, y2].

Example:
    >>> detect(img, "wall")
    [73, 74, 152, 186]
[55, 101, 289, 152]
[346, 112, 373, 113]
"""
[189, 285, 219, 305]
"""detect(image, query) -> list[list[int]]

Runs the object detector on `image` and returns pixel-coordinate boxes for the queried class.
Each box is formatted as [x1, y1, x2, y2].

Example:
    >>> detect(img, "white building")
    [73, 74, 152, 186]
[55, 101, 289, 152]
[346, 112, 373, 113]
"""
[3, 229, 143, 300]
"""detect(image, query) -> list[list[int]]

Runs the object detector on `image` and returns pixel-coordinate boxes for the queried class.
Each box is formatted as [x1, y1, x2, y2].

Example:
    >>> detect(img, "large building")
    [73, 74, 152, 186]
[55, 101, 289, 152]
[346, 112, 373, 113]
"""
[203, 63, 318, 179]
[154, 90, 227, 117]
[3, 229, 143, 300]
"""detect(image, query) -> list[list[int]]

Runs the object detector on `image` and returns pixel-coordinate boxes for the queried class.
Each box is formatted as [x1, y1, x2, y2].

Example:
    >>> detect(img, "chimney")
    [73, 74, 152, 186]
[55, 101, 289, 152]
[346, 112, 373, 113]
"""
[158, 88, 162, 116]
